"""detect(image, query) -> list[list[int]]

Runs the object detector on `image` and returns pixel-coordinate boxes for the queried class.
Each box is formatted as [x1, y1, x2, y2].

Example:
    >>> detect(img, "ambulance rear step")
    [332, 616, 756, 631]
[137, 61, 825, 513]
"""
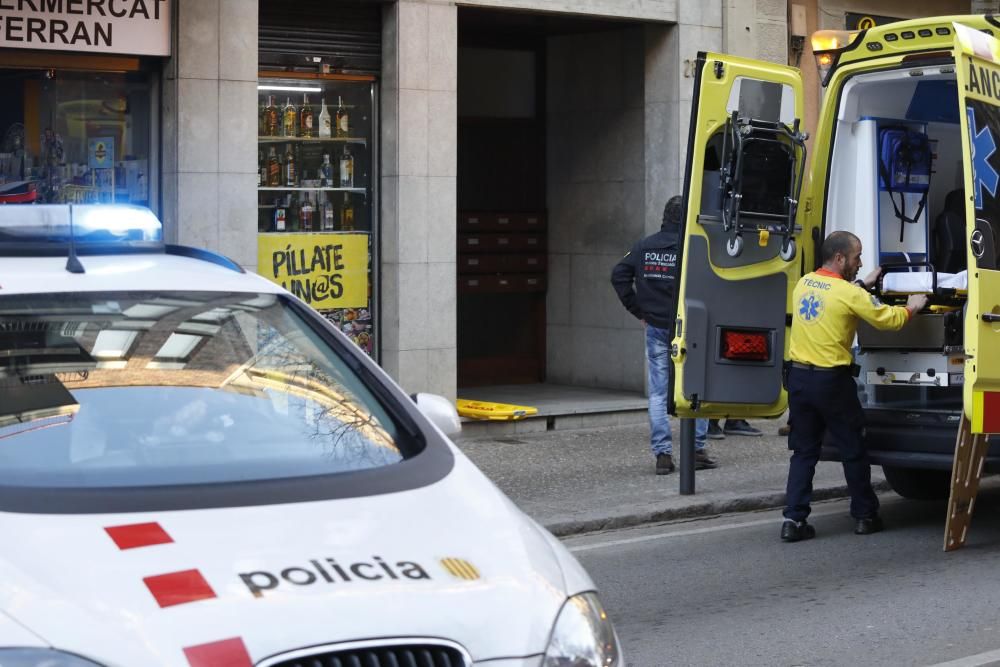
[858, 350, 964, 388]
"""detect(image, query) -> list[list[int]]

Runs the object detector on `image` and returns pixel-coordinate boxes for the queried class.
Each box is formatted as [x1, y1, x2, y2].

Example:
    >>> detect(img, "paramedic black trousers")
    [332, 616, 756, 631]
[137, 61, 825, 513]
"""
[783, 365, 880, 522]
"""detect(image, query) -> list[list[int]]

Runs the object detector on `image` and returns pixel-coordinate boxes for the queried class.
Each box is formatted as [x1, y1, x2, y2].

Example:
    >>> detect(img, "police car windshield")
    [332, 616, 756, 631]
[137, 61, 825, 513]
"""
[0, 291, 405, 496]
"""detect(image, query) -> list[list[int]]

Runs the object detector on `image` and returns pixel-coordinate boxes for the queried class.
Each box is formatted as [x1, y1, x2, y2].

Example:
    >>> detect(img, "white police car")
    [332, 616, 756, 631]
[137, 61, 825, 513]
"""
[0, 205, 620, 667]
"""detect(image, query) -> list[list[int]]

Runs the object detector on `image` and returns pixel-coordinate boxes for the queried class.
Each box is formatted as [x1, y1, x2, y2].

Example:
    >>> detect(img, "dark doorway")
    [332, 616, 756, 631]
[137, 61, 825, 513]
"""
[456, 8, 645, 389]
[457, 12, 547, 387]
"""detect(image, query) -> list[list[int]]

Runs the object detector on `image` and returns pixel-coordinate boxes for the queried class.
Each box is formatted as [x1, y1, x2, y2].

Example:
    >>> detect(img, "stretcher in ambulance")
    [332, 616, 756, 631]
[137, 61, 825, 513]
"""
[669, 16, 1000, 547]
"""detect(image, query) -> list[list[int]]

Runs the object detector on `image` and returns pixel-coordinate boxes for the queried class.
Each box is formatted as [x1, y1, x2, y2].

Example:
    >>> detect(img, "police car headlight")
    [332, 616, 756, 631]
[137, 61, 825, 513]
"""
[0, 648, 104, 666]
[543, 592, 621, 667]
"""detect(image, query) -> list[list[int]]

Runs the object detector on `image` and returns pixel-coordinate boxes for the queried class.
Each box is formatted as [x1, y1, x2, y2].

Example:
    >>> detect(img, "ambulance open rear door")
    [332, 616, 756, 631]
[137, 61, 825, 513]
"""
[943, 24, 1000, 550]
[671, 52, 809, 420]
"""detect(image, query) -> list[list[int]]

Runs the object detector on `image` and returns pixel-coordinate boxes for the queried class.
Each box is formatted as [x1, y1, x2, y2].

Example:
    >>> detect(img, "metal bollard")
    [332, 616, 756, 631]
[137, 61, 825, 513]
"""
[679, 418, 695, 495]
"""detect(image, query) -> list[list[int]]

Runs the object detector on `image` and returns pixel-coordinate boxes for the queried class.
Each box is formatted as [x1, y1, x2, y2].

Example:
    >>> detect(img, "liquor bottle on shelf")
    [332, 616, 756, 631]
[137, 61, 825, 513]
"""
[283, 144, 297, 186]
[274, 197, 287, 232]
[320, 154, 333, 187]
[339, 145, 354, 188]
[288, 194, 300, 232]
[321, 195, 336, 231]
[266, 146, 280, 186]
[340, 192, 355, 231]
[318, 98, 332, 138]
[263, 96, 279, 137]
[257, 150, 263, 187]
[300, 192, 314, 231]
[282, 97, 297, 137]
[335, 96, 349, 138]
[300, 94, 315, 138]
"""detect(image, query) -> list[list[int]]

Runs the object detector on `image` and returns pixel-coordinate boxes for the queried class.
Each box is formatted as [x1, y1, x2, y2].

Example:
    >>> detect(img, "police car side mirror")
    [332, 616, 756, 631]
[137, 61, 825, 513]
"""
[413, 393, 462, 437]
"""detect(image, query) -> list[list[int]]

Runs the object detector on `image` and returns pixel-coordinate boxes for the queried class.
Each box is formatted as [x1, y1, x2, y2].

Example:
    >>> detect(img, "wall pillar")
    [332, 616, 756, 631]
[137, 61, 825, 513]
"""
[646, 5, 722, 235]
[545, 27, 648, 390]
[381, 0, 459, 399]
[162, 0, 258, 271]
[722, 0, 787, 64]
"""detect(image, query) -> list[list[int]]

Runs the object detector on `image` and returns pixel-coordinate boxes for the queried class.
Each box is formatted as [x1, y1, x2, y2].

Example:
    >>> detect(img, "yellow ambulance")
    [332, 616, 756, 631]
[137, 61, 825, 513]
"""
[671, 15, 1000, 511]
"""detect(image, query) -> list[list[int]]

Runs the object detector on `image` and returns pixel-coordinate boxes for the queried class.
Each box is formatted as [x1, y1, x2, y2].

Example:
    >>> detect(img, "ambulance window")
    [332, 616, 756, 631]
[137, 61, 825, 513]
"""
[726, 78, 795, 125]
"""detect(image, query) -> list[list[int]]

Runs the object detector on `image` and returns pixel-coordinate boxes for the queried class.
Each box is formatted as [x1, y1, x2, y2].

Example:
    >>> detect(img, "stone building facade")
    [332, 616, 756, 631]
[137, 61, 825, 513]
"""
[152, 0, 973, 398]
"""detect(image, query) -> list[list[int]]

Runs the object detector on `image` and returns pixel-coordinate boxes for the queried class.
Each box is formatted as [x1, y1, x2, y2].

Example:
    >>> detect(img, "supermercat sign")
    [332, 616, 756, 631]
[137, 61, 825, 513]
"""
[0, 0, 170, 56]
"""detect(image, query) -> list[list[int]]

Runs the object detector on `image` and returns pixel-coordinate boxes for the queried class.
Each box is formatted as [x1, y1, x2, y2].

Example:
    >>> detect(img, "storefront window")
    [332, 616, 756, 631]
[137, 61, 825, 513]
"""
[0, 69, 152, 206]
[255, 76, 377, 358]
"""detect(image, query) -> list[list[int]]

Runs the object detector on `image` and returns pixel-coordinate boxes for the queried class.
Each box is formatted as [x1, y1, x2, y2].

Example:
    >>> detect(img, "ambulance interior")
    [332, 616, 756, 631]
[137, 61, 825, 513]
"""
[824, 64, 965, 410]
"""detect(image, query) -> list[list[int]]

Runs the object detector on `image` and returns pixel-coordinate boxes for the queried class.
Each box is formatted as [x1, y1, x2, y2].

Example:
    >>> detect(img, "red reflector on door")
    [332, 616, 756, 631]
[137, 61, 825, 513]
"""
[984, 392, 1000, 433]
[721, 330, 770, 361]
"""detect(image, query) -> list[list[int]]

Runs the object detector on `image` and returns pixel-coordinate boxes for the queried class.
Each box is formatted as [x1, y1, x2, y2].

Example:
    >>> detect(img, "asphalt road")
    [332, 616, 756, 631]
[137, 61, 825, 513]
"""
[564, 486, 1000, 667]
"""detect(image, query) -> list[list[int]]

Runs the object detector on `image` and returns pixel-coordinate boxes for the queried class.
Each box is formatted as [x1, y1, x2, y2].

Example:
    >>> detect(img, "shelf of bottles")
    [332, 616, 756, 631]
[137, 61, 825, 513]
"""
[257, 76, 376, 358]
[257, 80, 373, 235]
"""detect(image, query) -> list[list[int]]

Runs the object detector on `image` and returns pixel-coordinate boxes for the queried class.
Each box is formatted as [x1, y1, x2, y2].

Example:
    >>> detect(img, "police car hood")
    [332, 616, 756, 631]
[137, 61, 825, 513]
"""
[0, 454, 580, 665]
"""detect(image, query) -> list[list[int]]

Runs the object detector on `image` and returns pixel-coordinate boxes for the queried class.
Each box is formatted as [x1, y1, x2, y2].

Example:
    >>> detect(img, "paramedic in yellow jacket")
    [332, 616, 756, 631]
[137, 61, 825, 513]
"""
[780, 231, 928, 543]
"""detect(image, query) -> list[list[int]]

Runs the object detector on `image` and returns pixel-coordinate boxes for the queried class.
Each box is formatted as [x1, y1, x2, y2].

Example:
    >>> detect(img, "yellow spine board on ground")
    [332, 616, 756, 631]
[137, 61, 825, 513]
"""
[456, 399, 539, 421]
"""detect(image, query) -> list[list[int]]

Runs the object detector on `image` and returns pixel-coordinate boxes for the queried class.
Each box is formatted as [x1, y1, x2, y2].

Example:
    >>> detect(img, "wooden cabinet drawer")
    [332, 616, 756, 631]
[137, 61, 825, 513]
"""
[458, 212, 546, 233]
[458, 273, 547, 294]
[459, 253, 546, 274]
[458, 233, 546, 252]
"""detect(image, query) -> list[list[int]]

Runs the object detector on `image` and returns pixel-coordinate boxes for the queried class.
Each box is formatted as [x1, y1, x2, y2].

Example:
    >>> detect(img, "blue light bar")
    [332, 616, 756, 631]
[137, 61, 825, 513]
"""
[0, 205, 162, 251]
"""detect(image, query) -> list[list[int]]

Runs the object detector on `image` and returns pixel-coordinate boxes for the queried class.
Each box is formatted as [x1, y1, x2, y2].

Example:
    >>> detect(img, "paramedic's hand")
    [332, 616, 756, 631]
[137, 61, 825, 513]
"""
[906, 293, 929, 315]
[861, 266, 883, 289]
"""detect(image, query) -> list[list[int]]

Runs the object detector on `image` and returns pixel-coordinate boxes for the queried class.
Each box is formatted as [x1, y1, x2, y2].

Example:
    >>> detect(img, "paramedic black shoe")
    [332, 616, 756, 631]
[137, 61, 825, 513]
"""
[695, 450, 718, 470]
[707, 421, 725, 440]
[854, 516, 884, 535]
[781, 519, 816, 543]
[656, 454, 675, 475]
[724, 419, 763, 436]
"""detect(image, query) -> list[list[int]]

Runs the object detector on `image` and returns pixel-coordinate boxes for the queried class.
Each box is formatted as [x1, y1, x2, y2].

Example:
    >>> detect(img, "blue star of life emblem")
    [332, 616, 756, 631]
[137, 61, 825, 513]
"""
[799, 294, 822, 321]
[967, 106, 999, 210]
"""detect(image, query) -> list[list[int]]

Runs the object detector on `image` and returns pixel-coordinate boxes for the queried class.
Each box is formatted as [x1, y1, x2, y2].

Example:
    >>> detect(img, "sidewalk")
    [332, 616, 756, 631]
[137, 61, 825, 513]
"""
[455, 417, 888, 537]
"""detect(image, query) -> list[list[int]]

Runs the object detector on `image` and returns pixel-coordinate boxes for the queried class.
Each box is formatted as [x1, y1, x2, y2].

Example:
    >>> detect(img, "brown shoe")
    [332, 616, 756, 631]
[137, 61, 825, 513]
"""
[695, 449, 717, 469]
[778, 424, 791, 436]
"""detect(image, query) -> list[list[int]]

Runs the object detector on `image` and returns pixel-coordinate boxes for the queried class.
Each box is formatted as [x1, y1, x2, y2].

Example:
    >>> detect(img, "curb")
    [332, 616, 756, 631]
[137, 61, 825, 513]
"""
[545, 480, 892, 538]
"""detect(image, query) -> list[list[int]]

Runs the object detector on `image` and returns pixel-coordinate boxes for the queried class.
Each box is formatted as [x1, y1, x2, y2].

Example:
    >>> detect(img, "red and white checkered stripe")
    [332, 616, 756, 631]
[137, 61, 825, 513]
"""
[105, 522, 252, 667]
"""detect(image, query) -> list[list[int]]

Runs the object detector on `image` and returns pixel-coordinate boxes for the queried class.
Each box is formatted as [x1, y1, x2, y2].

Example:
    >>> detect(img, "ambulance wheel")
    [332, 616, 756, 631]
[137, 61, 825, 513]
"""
[882, 465, 950, 500]
[726, 235, 744, 257]
[780, 239, 796, 261]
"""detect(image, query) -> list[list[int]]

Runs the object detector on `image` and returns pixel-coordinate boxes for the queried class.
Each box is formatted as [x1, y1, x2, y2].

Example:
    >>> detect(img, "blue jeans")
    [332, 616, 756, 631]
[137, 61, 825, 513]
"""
[646, 325, 708, 456]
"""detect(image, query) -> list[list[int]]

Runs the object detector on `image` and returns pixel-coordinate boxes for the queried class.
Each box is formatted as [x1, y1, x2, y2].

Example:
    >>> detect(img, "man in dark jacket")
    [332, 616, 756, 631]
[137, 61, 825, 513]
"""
[611, 196, 715, 475]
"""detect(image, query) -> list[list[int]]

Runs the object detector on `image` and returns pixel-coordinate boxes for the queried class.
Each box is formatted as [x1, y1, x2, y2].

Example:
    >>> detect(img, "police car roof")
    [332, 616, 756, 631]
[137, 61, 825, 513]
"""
[0, 204, 162, 251]
[0, 253, 280, 296]
[0, 204, 266, 295]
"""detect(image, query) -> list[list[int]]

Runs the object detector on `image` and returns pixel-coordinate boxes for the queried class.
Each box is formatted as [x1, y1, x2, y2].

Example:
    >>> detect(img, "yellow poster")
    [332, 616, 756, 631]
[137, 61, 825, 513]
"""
[257, 233, 369, 309]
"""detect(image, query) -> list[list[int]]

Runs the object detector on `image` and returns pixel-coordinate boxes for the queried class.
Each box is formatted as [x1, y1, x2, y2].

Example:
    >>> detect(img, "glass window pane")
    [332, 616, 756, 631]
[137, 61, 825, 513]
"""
[726, 77, 796, 125]
[0, 69, 152, 206]
[154, 333, 202, 360]
[92, 330, 137, 359]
